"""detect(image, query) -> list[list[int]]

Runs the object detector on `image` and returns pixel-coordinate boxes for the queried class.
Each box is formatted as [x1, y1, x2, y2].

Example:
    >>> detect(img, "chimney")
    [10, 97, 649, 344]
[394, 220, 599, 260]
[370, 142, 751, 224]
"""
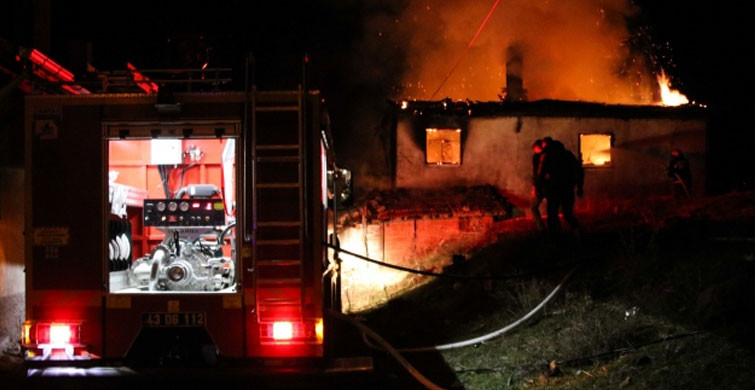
[503, 44, 527, 102]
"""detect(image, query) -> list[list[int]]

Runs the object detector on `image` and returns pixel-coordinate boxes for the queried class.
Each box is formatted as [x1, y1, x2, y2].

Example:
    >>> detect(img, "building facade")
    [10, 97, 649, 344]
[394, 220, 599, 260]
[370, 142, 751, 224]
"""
[392, 100, 707, 212]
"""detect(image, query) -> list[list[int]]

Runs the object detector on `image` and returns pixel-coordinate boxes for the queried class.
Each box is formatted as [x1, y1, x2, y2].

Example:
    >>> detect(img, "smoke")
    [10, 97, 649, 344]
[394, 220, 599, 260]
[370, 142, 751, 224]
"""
[336, 0, 666, 192]
[375, 0, 658, 104]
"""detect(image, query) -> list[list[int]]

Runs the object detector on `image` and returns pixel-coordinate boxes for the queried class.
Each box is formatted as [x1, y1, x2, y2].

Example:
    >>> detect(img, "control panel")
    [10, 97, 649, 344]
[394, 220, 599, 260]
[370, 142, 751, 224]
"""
[144, 199, 225, 227]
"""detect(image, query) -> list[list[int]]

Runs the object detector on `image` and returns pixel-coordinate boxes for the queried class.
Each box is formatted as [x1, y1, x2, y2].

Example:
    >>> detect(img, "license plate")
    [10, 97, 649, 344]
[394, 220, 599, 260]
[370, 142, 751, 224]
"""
[142, 312, 206, 327]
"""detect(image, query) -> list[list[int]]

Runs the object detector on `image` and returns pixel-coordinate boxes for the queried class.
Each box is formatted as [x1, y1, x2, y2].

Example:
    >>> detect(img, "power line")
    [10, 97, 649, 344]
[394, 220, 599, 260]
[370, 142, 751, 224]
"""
[429, 0, 502, 99]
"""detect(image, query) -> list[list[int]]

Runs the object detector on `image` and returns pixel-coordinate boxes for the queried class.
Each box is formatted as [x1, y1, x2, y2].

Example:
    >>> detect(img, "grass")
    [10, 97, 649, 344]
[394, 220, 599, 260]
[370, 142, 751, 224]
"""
[362, 193, 755, 389]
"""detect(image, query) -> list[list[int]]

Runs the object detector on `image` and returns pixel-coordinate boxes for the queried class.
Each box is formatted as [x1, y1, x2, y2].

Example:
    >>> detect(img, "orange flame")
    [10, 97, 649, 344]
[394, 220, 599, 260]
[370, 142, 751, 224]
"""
[657, 69, 689, 106]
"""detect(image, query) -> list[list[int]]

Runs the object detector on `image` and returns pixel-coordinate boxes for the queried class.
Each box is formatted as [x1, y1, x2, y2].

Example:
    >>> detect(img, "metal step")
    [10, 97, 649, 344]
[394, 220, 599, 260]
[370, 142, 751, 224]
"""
[255, 144, 299, 150]
[256, 156, 300, 163]
[256, 278, 303, 285]
[256, 221, 301, 227]
[256, 183, 300, 189]
[256, 239, 301, 245]
[255, 105, 299, 112]
[258, 297, 301, 304]
[256, 259, 301, 266]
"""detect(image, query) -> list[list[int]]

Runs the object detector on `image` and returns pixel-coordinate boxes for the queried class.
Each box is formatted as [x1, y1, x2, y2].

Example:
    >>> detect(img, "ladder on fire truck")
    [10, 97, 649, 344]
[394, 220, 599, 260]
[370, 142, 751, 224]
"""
[252, 87, 316, 331]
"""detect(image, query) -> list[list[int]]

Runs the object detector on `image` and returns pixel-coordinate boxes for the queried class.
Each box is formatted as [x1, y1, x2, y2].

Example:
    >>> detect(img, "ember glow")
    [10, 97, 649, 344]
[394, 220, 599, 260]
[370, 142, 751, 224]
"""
[657, 69, 689, 106]
[387, 0, 663, 104]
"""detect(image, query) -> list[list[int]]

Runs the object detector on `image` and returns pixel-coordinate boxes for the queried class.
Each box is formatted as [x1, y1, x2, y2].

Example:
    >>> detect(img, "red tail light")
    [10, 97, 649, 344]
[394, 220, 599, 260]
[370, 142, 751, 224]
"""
[49, 323, 73, 345]
[22, 321, 85, 359]
[22, 321, 81, 346]
[272, 322, 293, 341]
[260, 319, 323, 345]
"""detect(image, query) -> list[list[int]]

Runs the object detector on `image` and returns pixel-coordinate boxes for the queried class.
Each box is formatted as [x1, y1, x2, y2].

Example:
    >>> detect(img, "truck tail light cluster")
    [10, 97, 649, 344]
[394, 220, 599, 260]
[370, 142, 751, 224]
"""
[48, 323, 74, 345]
[22, 321, 85, 359]
[261, 319, 323, 345]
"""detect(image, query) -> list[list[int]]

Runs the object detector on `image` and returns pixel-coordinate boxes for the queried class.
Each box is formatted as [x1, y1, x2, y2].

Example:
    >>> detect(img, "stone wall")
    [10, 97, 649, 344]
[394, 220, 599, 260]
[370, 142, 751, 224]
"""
[336, 214, 497, 312]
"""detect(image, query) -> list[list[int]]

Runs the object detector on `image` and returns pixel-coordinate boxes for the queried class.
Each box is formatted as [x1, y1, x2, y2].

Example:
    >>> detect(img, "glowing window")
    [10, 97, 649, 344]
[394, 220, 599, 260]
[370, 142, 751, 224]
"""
[426, 128, 461, 165]
[580, 133, 612, 167]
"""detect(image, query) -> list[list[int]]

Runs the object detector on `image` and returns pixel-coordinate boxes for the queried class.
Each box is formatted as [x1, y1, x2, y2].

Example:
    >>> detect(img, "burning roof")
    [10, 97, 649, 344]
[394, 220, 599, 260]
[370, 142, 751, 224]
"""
[394, 98, 707, 120]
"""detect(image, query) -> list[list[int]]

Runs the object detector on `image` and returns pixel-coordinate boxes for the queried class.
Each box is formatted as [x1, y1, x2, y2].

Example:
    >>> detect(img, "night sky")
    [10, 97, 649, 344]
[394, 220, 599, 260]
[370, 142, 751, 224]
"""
[2, 0, 753, 189]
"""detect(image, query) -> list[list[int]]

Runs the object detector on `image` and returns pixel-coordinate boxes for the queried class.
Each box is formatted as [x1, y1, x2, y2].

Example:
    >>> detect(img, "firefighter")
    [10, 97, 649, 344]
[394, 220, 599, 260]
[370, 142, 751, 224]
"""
[538, 137, 583, 236]
[530, 139, 546, 230]
[668, 148, 692, 198]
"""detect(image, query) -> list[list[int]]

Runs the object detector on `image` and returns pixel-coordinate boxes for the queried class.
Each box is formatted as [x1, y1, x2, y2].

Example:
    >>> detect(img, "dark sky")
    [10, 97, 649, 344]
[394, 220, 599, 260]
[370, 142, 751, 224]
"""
[632, 1, 753, 108]
[3, 1, 752, 108]
[2, 0, 753, 188]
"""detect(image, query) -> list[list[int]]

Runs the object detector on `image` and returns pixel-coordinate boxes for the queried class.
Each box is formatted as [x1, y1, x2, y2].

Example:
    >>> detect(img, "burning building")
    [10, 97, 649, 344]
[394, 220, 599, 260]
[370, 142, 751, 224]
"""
[390, 98, 707, 213]
[337, 18, 707, 309]
[334, 95, 706, 311]
[361, 0, 708, 213]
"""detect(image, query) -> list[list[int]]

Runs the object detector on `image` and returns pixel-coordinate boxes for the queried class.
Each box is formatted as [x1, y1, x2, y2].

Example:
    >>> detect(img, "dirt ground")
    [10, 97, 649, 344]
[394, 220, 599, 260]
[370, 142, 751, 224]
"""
[360, 191, 755, 389]
[3, 192, 754, 389]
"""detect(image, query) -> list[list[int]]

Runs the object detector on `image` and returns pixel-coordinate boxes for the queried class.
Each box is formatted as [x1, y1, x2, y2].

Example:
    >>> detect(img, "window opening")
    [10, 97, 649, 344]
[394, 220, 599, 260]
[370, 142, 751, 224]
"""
[579, 133, 612, 167]
[426, 128, 461, 165]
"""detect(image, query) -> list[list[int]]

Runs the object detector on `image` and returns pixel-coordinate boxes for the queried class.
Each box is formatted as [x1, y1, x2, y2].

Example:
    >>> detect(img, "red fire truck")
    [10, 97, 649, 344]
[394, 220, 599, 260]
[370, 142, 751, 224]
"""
[22, 86, 338, 366]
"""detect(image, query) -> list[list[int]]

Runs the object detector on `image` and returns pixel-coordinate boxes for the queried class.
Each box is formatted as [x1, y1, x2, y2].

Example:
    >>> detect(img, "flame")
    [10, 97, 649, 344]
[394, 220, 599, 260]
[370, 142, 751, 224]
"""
[657, 69, 689, 106]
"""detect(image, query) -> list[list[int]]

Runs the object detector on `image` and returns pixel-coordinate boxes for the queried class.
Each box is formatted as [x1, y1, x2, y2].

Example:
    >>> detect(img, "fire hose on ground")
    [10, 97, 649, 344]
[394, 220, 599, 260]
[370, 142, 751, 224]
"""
[329, 310, 446, 390]
[323, 242, 581, 281]
[325, 242, 578, 389]
[398, 267, 575, 353]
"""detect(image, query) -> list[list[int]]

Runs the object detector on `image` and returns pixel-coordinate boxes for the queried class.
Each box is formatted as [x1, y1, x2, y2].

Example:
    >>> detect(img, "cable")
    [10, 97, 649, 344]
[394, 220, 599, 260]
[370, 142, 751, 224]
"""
[324, 242, 580, 280]
[557, 329, 705, 367]
[447, 330, 705, 378]
[218, 222, 237, 244]
[429, 0, 502, 99]
[158, 165, 172, 198]
[178, 162, 198, 195]
[329, 309, 445, 390]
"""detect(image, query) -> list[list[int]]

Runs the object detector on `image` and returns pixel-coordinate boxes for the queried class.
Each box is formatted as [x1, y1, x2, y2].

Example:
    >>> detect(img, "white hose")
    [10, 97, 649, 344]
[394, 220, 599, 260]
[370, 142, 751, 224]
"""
[329, 310, 446, 390]
[398, 268, 575, 353]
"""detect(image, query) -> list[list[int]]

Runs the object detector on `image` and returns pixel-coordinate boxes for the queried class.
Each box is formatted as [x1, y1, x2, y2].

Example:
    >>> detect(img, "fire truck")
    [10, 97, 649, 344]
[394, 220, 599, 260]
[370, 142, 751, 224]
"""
[21, 81, 341, 366]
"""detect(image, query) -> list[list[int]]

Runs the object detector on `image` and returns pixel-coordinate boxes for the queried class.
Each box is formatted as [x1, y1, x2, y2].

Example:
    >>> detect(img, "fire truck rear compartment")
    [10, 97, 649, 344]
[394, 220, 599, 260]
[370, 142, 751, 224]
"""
[26, 91, 328, 362]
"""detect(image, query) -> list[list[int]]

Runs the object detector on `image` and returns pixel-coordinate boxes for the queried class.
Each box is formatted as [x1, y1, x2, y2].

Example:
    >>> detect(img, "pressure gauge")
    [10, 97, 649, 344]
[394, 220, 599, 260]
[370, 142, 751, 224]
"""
[179, 201, 189, 212]
[168, 201, 178, 212]
[156, 201, 166, 212]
